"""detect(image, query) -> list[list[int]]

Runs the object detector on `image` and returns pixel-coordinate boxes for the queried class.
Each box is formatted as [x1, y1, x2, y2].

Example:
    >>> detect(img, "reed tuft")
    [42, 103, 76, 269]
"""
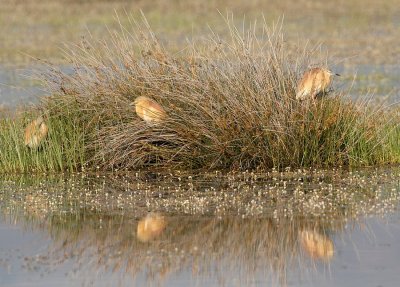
[1, 16, 399, 173]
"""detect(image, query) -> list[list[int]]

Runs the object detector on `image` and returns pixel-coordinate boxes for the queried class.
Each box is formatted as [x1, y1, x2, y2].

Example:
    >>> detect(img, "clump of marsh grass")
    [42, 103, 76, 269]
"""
[24, 16, 400, 171]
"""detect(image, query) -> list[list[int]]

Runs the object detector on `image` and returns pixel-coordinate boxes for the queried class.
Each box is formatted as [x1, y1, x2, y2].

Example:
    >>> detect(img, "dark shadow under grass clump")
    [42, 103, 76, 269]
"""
[1, 16, 400, 173]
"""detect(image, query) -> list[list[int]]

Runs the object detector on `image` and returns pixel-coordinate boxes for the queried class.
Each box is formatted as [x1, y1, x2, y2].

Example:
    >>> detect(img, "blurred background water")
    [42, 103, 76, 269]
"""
[0, 0, 399, 109]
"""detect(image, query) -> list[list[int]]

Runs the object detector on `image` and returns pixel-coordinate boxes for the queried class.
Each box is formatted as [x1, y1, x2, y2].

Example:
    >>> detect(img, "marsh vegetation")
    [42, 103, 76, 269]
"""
[1, 15, 400, 173]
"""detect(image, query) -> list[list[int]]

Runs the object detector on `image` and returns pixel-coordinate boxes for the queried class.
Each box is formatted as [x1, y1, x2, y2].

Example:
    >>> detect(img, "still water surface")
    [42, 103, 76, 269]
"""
[1, 169, 400, 286]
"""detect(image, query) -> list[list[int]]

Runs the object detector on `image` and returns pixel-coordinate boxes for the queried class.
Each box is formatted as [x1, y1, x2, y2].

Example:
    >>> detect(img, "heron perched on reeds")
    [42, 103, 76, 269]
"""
[133, 96, 167, 123]
[296, 67, 340, 101]
[137, 213, 166, 242]
[24, 116, 48, 149]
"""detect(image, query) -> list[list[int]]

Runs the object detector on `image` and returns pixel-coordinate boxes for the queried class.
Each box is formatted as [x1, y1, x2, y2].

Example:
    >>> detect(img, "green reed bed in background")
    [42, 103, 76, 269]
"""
[1, 17, 399, 173]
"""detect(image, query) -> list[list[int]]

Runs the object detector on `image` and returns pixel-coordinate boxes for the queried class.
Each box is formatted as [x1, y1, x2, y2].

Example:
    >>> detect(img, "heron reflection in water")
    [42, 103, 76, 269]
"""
[299, 229, 334, 261]
[137, 213, 167, 242]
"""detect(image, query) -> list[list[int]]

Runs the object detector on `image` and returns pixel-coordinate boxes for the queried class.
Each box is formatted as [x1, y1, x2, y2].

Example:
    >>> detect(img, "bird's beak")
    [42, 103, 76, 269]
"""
[129, 102, 135, 106]
[335, 73, 341, 76]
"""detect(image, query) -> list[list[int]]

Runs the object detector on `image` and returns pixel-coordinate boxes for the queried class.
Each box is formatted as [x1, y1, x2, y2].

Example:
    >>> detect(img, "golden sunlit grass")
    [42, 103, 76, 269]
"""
[1, 15, 400, 173]
[41, 16, 400, 171]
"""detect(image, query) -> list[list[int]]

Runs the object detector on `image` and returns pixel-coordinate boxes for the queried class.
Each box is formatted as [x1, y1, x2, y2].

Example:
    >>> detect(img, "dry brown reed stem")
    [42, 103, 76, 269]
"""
[38, 15, 395, 171]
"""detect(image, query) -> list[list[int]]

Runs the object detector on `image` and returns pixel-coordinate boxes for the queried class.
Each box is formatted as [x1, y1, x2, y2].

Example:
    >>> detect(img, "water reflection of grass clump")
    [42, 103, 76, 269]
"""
[1, 17, 400, 173]
[1, 169, 399, 285]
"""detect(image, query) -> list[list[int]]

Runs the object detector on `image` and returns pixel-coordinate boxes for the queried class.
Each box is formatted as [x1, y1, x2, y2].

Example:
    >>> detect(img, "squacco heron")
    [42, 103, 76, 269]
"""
[133, 96, 167, 123]
[296, 67, 340, 101]
[24, 116, 48, 149]
[137, 213, 166, 242]
[299, 229, 334, 261]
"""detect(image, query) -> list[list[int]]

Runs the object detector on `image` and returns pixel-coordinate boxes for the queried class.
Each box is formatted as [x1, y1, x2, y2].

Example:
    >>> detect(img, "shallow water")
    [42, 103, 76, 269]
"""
[0, 65, 42, 108]
[1, 169, 400, 286]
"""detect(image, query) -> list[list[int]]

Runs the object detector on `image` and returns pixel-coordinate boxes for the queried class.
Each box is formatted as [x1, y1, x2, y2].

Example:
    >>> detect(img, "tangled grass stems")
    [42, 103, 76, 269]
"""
[1, 15, 400, 173]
